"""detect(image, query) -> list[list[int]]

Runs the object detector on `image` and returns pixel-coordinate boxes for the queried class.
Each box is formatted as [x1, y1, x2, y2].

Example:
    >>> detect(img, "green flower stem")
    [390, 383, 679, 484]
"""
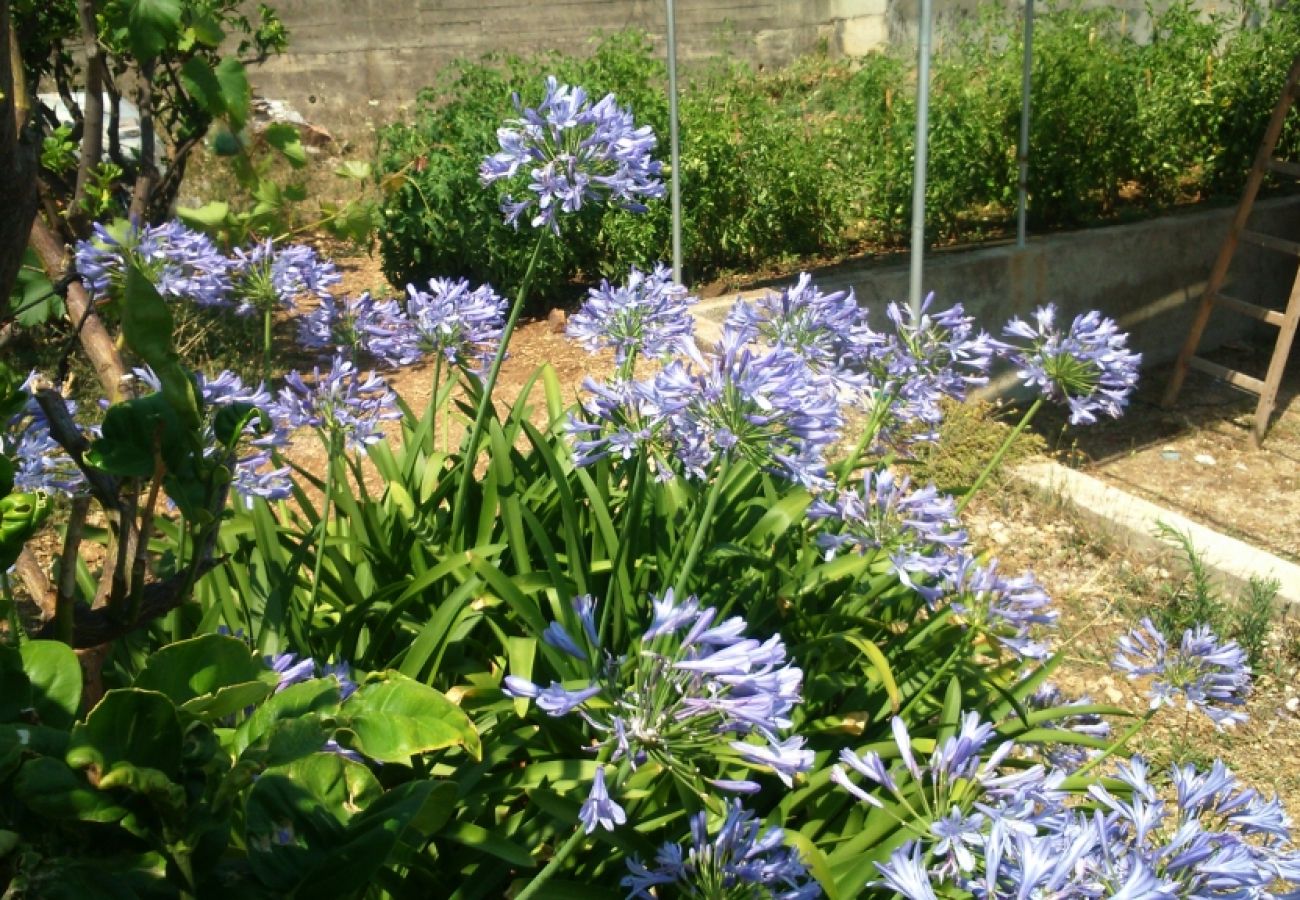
[898, 627, 974, 721]
[304, 430, 341, 650]
[262, 305, 276, 384]
[514, 756, 624, 900]
[601, 453, 648, 649]
[427, 354, 443, 455]
[1072, 709, 1158, 779]
[450, 232, 549, 543]
[672, 458, 730, 598]
[955, 396, 1044, 516]
[513, 822, 588, 900]
[835, 389, 896, 490]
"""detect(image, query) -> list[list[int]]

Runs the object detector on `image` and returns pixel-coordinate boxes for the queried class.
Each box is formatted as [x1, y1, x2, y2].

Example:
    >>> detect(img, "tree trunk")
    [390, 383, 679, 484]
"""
[28, 217, 129, 400]
[0, 0, 39, 304]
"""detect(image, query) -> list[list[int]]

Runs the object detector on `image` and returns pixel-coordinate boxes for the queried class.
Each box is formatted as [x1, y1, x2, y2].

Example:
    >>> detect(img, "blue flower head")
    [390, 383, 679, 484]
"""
[479, 76, 664, 232]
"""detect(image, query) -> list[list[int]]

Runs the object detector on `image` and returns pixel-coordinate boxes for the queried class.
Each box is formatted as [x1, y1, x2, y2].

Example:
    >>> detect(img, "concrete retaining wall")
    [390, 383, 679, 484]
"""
[698, 195, 1300, 376]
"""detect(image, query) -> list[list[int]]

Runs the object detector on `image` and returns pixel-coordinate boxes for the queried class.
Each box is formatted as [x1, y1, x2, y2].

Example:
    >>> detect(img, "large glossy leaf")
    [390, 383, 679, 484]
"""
[19, 640, 81, 729]
[0, 644, 31, 722]
[244, 752, 380, 891]
[125, 0, 181, 60]
[67, 689, 183, 779]
[14, 757, 129, 823]
[134, 633, 271, 709]
[339, 672, 480, 763]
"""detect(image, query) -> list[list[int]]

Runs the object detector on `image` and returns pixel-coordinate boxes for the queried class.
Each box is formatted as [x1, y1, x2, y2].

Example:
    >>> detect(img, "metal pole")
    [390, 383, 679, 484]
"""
[1016, 0, 1034, 248]
[666, 0, 683, 283]
[908, 0, 934, 318]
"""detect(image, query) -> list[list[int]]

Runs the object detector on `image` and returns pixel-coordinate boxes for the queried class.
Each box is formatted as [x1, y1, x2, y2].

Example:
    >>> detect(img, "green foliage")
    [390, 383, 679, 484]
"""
[1150, 521, 1282, 668]
[0, 638, 472, 894]
[377, 5, 1300, 303]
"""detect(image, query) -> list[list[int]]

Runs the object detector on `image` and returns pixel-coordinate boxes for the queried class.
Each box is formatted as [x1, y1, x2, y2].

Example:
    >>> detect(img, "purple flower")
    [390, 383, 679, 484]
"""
[1027, 682, 1110, 772]
[504, 590, 808, 802]
[862, 295, 997, 446]
[75, 220, 231, 308]
[298, 291, 407, 361]
[480, 76, 664, 231]
[369, 278, 507, 372]
[269, 651, 317, 691]
[622, 801, 819, 899]
[1113, 618, 1251, 729]
[807, 467, 965, 586]
[578, 766, 626, 833]
[938, 555, 1058, 660]
[726, 273, 882, 397]
[6, 377, 85, 495]
[566, 264, 696, 366]
[230, 239, 340, 316]
[1001, 304, 1141, 425]
[273, 356, 401, 452]
[875, 844, 939, 900]
[196, 369, 294, 505]
[652, 326, 844, 488]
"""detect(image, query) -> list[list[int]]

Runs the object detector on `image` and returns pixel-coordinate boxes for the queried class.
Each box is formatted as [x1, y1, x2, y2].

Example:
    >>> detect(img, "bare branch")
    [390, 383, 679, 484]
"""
[28, 216, 129, 399]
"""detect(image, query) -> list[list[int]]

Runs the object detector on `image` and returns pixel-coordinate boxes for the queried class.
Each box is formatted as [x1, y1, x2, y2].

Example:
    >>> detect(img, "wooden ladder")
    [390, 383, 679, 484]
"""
[1162, 55, 1300, 446]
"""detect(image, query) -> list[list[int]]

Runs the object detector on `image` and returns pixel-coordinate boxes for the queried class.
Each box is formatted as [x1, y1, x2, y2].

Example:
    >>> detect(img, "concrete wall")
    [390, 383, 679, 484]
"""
[698, 195, 1300, 381]
[247, 0, 1235, 131]
[248, 0, 889, 128]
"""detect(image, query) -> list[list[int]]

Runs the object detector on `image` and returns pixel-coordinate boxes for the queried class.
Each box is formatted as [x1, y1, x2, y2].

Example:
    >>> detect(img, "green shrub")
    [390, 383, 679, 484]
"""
[376, 4, 1300, 307]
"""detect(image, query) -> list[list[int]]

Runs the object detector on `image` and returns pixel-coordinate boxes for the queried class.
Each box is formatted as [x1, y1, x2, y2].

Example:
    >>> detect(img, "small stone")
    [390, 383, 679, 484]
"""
[546, 308, 567, 333]
[1194, 453, 1216, 466]
[1286, 696, 1299, 713]
[1161, 449, 1181, 461]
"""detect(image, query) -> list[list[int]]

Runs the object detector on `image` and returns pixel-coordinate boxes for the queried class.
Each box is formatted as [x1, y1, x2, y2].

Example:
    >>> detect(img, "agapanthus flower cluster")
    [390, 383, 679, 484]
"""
[503, 590, 810, 832]
[127, 367, 293, 507]
[566, 264, 697, 367]
[1001, 304, 1141, 425]
[480, 75, 664, 231]
[297, 291, 405, 361]
[229, 238, 341, 316]
[269, 650, 358, 700]
[366, 277, 508, 373]
[656, 329, 844, 488]
[1113, 618, 1252, 729]
[272, 356, 401, 451]
[623, 801, 820, 899]
[807, 468, 966, 587]
[867, 295, 998, 443]
[75, 220, 231, 308]
[4, 374, 85, 496]
[569, 324, 844, 487]
[834, 712, 1062, 884]
[1026, 682, 1111, 772]
[939, 555, 1058, 660]
[725, 273, 882, 398]
[850, 729, 1300, 900]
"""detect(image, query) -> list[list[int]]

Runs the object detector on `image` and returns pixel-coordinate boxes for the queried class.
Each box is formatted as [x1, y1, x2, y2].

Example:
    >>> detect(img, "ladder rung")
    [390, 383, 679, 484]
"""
[1267, 158, 1300, 178]
[1240, 229, 1300, 256]
[1212, 292, 1287, 326]
[1187, 356, 1266, 394]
